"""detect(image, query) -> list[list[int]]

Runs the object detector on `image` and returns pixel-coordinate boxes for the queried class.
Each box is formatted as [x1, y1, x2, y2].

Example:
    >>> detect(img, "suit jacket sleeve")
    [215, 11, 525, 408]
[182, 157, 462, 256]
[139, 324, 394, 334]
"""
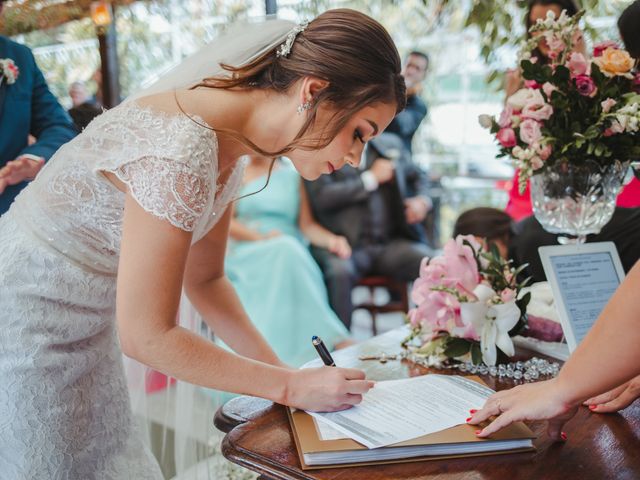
[304, 171, 369, 211]
[405, 161, 430, 199]
[386, 95, 427, 139]
[20, 49, 76, 161]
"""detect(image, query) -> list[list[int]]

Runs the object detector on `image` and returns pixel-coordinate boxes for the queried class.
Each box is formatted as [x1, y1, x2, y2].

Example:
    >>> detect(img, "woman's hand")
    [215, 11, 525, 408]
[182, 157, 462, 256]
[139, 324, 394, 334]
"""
[284, 366, 373, 412]
[328, 235, 351, 259]
[260, 230, 281, 240]
[583, 375, 640, 413]
[467, 378, 578, 441]
[0, 155, 45, 194]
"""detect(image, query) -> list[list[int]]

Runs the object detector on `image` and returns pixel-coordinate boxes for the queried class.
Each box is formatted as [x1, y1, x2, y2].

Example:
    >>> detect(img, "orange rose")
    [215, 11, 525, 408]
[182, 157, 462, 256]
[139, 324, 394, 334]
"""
[593, 47, 634, 78]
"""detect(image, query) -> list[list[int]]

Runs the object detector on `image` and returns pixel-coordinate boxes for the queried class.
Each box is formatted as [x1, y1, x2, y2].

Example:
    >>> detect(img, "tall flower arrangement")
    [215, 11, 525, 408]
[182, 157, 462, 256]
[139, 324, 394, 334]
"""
[479, 10, 640, 192]
[404, 235, 530, 366]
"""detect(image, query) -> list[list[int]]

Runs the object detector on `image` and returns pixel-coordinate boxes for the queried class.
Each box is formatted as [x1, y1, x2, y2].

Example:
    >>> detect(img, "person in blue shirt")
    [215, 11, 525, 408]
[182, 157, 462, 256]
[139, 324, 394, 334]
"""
[0, 1, 77, 215]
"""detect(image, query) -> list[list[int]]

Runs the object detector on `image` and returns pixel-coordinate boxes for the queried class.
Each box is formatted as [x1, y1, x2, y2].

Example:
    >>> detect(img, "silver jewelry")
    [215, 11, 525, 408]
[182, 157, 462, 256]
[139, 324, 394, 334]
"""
[296, 99, 313, 115]
[277, 20, 309, 58]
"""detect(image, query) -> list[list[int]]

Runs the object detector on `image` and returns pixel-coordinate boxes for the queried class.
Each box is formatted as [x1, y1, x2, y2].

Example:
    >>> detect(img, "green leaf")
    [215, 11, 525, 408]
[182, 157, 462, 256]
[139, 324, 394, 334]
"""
[444, 338, 471, 358]
[471, 343, 483, 365]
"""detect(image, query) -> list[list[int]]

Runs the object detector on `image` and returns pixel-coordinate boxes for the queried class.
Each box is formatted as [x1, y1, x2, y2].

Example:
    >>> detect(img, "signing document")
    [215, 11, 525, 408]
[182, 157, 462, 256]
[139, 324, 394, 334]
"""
[308, 374, 493, 449]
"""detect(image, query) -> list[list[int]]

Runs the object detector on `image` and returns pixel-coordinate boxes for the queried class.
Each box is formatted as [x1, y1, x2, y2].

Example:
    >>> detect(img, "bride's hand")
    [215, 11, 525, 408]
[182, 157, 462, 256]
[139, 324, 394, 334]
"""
[284, 366, 374, 412]
[467, 378, 578, 441]
[0, 155, 45, 194]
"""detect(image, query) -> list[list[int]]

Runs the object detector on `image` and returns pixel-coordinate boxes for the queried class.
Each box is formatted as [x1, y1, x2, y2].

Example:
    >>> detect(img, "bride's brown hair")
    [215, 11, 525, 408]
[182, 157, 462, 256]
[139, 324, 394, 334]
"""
[183, 8, 406, 158]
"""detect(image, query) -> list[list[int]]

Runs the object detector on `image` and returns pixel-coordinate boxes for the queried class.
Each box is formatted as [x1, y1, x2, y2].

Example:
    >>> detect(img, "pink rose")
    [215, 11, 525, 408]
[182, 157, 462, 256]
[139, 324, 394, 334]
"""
[568, 52, 589, 77]
[520, 89, 553, 121]
[531, 156, 544, 170]
[519, 119, 542, 145]
[524, 79, 541, 89]
[574, 74, 597, 97]
[542, 82, 557, 99]
[601, 98, 617, 114]
[593, 40, 619, 58]
[603, 128, 616, 137]
[522, 102, 553, 121]
[498, 104, 514, 128]
[496, 127, 517, 148]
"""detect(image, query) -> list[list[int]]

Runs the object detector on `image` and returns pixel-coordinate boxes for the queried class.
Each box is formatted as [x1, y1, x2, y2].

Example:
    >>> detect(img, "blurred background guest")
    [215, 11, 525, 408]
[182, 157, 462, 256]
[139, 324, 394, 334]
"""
[224, 156, 352, 367]
[305, 132, 433, 329]
[67, 80, 102, 132]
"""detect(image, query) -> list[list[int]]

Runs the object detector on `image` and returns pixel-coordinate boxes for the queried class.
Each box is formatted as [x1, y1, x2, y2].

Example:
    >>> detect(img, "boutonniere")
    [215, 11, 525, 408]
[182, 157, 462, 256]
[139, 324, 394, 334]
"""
[0, 58, 20, 86]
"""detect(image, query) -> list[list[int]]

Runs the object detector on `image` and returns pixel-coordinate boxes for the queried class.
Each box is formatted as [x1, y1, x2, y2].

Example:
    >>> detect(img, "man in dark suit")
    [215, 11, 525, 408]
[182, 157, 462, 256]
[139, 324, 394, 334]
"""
[0, 3, 77, 215]
[305, 133, 434, 329]
[385, 51, 429, 154]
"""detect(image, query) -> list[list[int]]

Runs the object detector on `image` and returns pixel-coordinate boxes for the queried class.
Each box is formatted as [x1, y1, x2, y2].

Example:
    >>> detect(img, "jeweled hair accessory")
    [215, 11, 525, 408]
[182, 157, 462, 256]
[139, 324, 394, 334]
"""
[276, 20, 309, 58]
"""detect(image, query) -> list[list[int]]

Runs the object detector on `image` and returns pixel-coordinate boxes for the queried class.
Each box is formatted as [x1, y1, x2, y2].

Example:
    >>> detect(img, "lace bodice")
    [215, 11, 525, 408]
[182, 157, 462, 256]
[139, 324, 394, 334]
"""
[11, 101, 245, 275]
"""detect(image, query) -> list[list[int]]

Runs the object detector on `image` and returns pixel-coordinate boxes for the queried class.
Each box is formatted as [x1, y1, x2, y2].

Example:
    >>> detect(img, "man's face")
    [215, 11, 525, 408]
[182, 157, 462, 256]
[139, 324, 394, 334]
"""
[402, 54, 428, 87]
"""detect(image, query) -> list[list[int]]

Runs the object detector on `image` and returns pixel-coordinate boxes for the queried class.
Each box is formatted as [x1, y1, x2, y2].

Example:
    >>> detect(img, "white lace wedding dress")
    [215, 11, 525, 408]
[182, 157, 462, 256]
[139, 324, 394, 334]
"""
[0, 101, 245, 479]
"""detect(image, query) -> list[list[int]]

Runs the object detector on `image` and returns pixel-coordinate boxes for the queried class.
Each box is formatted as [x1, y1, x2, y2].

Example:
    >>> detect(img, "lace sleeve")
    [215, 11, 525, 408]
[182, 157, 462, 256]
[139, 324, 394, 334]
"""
[112, 155, 213, 232]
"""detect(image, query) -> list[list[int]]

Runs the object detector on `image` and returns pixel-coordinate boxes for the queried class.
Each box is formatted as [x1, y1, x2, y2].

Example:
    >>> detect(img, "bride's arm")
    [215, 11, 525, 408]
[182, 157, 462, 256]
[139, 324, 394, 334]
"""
[184, 207, 283, 365]
[116, 193, 372, 410]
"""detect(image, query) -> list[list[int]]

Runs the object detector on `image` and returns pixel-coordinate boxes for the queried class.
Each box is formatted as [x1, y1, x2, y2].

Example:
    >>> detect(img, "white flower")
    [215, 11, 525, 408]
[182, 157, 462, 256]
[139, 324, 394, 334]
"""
[478, 114, 493, 129]
[507, 88, 537, 110]
[460, 284, 521, 366]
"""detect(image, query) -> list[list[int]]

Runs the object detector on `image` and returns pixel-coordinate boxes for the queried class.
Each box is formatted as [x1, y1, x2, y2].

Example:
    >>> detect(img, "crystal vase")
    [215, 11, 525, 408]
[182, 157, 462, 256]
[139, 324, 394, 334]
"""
[530, 160, 628, 244]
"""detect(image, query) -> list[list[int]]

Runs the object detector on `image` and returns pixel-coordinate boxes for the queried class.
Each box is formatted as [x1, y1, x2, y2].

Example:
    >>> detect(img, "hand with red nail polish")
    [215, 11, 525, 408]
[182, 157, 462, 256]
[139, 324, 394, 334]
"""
[583, 374, 640, 413]
[467, 378, 577, 441]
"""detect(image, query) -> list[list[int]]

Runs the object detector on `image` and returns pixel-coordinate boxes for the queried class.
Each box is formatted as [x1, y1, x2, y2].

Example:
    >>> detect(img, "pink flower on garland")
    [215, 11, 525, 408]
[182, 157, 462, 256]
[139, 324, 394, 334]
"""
[0, 58, 19, 85]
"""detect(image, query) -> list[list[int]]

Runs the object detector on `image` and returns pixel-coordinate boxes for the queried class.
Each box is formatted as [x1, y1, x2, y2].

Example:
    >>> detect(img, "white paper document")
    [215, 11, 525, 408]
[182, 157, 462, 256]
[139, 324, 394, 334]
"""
[308, 375, 494, 449]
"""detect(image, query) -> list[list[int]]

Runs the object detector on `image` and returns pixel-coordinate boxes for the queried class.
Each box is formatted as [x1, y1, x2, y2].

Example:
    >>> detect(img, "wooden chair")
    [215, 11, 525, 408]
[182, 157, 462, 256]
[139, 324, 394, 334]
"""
[353, 276, 409, 336]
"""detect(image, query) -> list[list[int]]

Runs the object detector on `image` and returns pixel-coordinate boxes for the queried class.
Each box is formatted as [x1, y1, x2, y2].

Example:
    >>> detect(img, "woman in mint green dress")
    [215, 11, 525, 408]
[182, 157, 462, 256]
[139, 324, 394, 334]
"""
[225, 156, 353, 367]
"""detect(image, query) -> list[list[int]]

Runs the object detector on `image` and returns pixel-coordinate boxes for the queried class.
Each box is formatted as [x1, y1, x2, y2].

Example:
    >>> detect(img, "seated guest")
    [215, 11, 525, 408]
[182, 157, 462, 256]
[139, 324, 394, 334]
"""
[224, 156, 351, 367]
[454, 207, 640, 283]
[67, 81, 102, 131]
[385, 50, 429, 154]
[305, 132, 433, 329]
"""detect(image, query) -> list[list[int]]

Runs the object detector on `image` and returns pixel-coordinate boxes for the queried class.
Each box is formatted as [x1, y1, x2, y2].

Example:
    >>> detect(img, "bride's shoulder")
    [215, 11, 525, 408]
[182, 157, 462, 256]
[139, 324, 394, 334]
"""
[86, 98, 217, 161]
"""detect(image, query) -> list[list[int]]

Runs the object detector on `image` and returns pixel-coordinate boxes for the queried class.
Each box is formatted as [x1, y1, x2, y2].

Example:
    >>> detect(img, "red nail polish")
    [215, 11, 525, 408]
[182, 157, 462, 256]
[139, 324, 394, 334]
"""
[588, 405, 597, 410]
[475, 430, 482, 435]
[561, 432, 567, 441]
[469, 409, 477, 414]
[466, 417, 472, 422]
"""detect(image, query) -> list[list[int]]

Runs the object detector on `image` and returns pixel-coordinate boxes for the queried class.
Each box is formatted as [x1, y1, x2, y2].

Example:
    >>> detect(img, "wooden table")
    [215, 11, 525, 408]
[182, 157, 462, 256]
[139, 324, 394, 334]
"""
[215, 328, 640, 480]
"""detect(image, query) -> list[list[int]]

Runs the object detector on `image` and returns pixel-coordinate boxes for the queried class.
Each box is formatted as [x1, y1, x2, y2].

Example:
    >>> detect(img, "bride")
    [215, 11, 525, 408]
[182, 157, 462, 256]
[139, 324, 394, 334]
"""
[0, 9, 405, 478]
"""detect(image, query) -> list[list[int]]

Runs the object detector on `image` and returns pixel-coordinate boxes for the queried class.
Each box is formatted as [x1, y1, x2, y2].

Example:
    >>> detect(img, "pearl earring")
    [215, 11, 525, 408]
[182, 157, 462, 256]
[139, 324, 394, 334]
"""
[297, 99, 313, 115]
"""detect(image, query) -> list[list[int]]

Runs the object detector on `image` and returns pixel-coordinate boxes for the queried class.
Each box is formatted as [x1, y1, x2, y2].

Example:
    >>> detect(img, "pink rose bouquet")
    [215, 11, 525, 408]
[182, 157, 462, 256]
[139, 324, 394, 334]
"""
[403, 235, 530, 366]
[479, 10, 640, 192]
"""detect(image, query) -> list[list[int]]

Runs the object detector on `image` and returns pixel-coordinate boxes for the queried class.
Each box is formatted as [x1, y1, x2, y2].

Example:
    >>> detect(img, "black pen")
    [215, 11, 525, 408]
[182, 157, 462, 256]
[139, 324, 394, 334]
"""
[312, 335, 336, 366]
